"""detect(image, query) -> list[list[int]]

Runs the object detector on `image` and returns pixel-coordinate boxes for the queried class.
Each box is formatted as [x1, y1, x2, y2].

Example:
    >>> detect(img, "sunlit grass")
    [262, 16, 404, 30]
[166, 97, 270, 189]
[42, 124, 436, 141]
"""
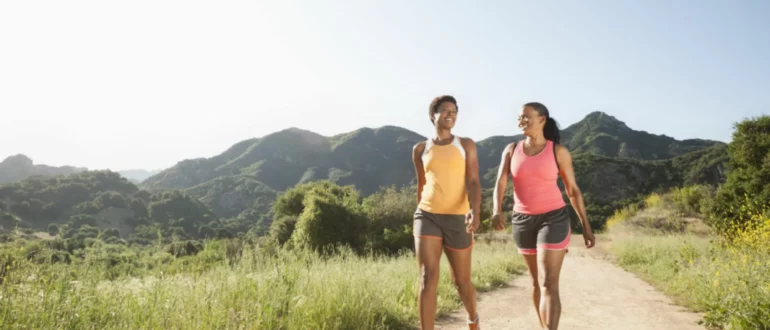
[0, 239, 524, 329]
[607, 189, 770, 329]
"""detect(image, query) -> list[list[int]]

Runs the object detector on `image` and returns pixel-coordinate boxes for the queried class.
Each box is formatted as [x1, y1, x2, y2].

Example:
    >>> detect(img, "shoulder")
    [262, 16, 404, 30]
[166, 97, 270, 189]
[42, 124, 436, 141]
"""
[504, 141, 517, 154]
[554, 143, 571, 159]
[459, 137, 476, 150]
[413, 141, 427, 156]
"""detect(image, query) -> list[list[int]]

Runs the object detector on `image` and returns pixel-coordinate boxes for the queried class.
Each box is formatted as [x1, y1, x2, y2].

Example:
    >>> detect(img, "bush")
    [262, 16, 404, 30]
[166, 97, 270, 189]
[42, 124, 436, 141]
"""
[269, 215, 298, 245]
[291, 193, 366, 253]
[271, 181, 367, 253]
[360, 185, 415, 253]
[47, 223, 59, 236]
[166, 240, 204, 257]
[666, 185, 714, 216]
[707, 115, 770, 232]
[101, 228, 121, 240]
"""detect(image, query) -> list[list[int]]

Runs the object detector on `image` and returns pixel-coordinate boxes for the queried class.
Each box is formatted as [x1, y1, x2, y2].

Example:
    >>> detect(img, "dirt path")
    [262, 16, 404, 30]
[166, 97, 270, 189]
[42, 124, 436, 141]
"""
[436, 239, 705, 330]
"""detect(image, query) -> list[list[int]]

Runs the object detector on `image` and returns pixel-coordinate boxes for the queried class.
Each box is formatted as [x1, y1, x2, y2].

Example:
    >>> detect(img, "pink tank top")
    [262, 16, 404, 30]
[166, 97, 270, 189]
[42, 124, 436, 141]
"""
[510, 140, 566, 215]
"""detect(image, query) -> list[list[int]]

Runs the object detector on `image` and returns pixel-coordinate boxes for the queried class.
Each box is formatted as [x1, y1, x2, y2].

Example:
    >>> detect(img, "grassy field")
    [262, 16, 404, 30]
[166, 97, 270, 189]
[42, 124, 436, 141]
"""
[0, 237, 524, 330]
[605, 190, 770, 329]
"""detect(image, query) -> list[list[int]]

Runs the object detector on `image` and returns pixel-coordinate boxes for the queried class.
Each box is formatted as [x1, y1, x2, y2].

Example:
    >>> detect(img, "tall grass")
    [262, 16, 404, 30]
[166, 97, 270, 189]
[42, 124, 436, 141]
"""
[0, 239, 524, 329]
[607, 187, 770, 329]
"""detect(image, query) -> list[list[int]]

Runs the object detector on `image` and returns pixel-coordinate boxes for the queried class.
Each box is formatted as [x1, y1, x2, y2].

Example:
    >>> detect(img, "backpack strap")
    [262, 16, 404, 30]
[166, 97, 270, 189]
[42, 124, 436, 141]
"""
[553, 141, 561, 172]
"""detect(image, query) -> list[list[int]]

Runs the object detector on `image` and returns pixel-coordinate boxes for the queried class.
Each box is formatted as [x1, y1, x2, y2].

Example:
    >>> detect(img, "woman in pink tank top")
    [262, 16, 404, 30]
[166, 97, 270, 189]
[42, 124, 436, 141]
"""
[490, 102, 595, 330]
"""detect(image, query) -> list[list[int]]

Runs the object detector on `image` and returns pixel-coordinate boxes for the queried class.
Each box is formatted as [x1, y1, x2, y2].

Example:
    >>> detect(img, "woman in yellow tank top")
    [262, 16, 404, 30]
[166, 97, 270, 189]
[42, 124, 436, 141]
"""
[412, 95, 482, 330]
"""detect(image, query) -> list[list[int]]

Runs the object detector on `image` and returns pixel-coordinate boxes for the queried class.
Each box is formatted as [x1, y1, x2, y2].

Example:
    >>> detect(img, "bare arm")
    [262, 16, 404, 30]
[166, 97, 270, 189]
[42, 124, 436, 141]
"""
[493, 143, 515, 215]
[555, 144, 595, 246]
[461, 138, 482, 223]
[412, 142, 426, 204]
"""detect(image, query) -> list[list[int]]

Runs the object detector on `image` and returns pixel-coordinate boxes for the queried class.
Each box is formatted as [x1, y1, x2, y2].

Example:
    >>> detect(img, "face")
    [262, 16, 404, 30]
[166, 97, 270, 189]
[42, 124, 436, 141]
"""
[517, 106, 545, 135]
[432, 101, 458, 129]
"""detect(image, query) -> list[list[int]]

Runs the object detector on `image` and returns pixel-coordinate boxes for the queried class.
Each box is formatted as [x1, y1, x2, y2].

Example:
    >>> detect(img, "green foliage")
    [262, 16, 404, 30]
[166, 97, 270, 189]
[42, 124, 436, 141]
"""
[166, 240, 204, 257]
[360, 185, 416, 253]
[147, 190, 217, 237]
[185, 176, 277, 234]
[282, 182, 365, 252]
[47, 223, 59, 236]
[271, 182, 419, 254]
[269, 215, 298, 245]
[665, 185, 715, 217]
[708, 115, 770, 231]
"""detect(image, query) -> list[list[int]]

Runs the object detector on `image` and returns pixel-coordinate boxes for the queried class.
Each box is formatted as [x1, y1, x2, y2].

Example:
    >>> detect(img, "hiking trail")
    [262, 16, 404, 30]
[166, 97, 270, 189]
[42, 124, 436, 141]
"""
[436, 238, 705, 329]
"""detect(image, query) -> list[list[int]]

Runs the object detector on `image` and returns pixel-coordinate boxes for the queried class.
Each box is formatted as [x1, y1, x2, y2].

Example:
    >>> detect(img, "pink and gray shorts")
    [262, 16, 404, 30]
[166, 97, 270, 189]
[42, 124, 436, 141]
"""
[511, 206, 572, 255]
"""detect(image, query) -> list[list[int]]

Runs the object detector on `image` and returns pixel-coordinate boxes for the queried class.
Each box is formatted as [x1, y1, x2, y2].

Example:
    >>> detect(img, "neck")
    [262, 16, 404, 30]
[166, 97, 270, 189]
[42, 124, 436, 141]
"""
[525, 132, 546, 145]
[434, 127, 453, 141]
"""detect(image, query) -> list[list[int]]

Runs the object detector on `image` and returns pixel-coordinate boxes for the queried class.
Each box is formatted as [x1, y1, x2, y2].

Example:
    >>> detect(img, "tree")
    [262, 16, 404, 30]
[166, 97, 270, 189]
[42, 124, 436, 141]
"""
[708, 115, 770, 231]
[290, 192, 366, 252]
[360, 185, 416, 253]
[270, 180, 366, 252]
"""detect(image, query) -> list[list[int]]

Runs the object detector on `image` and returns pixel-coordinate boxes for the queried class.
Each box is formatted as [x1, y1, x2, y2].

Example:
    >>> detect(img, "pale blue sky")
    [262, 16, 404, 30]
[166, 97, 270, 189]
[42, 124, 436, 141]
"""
[1, 1, 768, 170]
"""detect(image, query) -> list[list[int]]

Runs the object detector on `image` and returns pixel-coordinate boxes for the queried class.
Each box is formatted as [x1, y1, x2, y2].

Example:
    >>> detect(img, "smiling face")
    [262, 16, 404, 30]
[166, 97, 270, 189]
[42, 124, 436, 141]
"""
[432, 101, 458, 129]
[517, 105, 545, 136]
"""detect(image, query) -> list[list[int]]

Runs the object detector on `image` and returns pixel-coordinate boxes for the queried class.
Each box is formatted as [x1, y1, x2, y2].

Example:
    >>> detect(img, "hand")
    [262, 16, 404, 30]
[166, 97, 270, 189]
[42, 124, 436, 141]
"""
[583, 230, 596, 248]
[491, 212, 506, 231]
[466, 211, 480, 233]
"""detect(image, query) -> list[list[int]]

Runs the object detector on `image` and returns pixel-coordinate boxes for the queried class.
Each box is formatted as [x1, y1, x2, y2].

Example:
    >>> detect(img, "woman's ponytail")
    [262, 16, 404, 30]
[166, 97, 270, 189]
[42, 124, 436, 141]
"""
[544, 117, 560, 144]
[524, 102, 561, 144]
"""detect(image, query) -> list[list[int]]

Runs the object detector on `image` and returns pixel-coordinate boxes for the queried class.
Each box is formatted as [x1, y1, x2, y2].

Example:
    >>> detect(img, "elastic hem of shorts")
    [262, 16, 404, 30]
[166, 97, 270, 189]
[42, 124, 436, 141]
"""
[518, 248, 538, 255]
[538, 228, 571, 250]
[443, 240, 474, 252]
[415, 203, 470, 215]
[414, 235, 442, 240]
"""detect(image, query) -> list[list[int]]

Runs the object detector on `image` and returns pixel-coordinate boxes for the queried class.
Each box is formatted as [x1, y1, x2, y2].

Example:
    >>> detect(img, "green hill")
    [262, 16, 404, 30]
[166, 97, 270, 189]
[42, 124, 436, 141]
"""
[137, 111, 725, 232]
[0, 154, 86, 184]
[0, 170, 225, 244]
[1, 111, 728, 238]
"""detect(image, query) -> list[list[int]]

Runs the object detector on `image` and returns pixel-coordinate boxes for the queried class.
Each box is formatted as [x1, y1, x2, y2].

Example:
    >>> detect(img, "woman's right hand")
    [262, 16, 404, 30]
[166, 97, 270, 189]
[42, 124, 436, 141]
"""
[491, 212, 506, 231]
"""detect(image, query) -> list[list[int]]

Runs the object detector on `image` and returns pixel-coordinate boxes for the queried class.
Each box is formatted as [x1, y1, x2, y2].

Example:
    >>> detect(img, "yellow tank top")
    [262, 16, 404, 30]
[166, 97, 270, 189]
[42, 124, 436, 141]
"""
[418, 136, 470, 215]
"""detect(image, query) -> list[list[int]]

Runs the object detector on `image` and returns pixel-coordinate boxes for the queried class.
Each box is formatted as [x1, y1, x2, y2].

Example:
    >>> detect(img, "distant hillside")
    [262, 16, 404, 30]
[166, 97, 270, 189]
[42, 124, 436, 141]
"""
[142, 126, 424, 195]
[139, 111, 726, 232]
[0, 170, 226, 243]
[560, 111, 720, 159]
[0, 111, 730, 240]
[118, 169, 162, 183]
[0, 154, 86, 184]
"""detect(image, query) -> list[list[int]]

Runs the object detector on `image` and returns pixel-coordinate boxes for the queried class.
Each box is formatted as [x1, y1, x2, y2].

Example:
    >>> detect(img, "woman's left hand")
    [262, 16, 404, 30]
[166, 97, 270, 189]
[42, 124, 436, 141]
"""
[583, 230, 596, 248]
[466, 211, 480, 233]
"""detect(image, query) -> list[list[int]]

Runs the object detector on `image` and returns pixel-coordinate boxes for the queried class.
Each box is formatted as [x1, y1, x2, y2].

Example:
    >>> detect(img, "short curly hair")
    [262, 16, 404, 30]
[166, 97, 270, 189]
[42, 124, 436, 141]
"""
[428, 95, 458, 124]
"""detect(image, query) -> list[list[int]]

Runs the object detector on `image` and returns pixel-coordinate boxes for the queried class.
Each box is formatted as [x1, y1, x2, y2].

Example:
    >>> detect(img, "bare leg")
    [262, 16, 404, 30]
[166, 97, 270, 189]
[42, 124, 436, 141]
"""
[444, 246, 478, 323]
[522, 254, 544, 328]
[416, 236, 444, 330]
[538, 249, 567, 330]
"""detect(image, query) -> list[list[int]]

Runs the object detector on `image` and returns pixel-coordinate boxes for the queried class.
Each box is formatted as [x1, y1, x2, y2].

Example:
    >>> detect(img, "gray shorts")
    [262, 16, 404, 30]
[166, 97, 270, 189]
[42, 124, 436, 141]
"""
[511, 206, 572, 254]
[413, 208, 474, 250]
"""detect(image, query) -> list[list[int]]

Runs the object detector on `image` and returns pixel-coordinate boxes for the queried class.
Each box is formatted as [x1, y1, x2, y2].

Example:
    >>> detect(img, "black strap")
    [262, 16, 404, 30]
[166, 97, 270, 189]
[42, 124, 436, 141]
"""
[553, 142, 560, 171]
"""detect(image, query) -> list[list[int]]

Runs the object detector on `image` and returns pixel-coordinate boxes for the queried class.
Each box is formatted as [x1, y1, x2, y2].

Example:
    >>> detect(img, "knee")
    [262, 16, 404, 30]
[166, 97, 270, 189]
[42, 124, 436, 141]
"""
[452, 276, 473, 292]
[419, 267, 439, 290]
[530, 278, 540, 291]
[539, 275, 559, 295]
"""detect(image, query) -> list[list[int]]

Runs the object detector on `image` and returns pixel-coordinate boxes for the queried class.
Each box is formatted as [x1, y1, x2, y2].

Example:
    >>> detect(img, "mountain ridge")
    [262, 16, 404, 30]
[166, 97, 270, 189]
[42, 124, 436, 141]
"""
[0, 110, 729, 236]
[142, 111, 726, 193]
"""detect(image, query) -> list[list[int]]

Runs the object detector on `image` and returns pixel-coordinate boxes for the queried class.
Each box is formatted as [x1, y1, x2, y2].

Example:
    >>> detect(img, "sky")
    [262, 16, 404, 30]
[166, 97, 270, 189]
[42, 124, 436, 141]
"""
[1, 0, 768, 171]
